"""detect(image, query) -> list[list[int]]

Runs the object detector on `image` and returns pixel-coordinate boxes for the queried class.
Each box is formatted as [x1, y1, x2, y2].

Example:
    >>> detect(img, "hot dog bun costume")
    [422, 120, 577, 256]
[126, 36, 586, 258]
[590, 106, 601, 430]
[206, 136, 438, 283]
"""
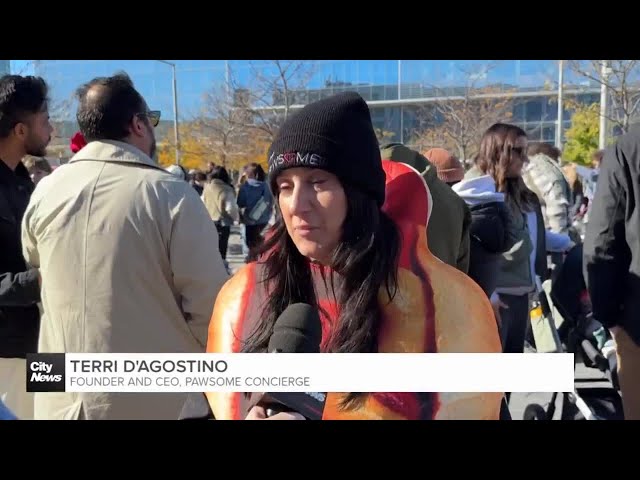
[205, 92, 503, 420]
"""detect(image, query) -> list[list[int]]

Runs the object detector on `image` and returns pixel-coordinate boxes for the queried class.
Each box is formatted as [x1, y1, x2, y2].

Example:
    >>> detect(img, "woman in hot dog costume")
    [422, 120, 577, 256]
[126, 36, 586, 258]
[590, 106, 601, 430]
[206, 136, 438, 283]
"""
[206, 92, 502, 420]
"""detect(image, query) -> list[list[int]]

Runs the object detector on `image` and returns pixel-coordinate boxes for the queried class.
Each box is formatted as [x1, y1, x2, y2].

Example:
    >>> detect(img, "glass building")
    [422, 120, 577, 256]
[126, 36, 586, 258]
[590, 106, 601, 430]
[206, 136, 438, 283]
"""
[28, 60, 604, 161]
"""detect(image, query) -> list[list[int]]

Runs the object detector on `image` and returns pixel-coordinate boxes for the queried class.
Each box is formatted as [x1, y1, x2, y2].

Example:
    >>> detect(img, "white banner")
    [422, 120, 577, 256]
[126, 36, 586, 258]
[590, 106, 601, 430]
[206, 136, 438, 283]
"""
[60, 353, 575, 393]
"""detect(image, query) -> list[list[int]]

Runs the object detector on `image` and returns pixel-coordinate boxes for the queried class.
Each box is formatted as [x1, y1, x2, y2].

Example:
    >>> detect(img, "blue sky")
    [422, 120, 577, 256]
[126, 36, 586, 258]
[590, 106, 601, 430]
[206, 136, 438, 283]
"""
[12, 60, 31, 75]
[11, 60, 573, 120]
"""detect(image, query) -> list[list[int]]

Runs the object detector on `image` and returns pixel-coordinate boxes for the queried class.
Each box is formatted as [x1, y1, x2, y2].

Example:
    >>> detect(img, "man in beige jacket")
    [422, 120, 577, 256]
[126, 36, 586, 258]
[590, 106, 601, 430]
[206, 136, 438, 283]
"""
[21, 73, 229, 420]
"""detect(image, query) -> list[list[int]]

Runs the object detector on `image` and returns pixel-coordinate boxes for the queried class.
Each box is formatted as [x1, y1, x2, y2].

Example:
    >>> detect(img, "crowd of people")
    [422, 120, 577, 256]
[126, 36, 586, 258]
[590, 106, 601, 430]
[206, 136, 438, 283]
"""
[160, 161, 275, 271]
[0, 70, 637, 420]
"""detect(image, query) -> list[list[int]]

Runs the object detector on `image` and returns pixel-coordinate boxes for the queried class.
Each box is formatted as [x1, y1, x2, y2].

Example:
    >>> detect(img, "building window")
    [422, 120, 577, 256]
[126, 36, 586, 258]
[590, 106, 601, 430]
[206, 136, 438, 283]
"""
[525, 99, 543, 122]
[525, 124, 542, 141]
[513, 101, 526, 122]
[542, 125, 556, 142]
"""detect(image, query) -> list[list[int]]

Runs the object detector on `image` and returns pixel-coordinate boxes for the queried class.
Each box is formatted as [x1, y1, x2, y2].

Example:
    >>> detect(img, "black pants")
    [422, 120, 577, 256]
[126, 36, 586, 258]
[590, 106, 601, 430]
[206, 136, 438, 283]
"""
[215, 224, 231, 260]
[499, 293, 530, 353]
[550, 244, 585, 324]
[499, 293, 530, 406]
[245, 224, 266, 260]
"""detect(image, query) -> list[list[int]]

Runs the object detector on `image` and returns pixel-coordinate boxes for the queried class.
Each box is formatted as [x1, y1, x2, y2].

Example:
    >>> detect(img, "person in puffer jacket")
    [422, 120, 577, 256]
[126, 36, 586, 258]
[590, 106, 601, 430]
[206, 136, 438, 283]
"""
[522, 142, 575, 239]
[453, 175, 518, 299]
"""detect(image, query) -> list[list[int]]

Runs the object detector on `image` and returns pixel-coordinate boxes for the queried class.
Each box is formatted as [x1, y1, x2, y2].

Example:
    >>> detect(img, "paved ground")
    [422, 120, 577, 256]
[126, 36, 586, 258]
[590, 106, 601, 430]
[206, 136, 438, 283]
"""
[509, 362, 609, 420]
[225, 226, 615, 420]
[226, 226, 248, 274]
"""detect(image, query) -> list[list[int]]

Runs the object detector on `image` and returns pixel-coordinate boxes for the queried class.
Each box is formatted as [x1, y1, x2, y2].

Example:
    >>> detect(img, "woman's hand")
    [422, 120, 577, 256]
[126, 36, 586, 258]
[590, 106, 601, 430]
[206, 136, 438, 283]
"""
[245, 405, 305, 420]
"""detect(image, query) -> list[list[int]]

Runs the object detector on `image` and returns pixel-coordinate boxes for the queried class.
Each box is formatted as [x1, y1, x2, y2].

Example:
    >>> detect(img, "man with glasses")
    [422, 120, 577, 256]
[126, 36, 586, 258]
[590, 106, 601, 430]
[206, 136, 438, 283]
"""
[0, 74, 53, 420]
[21, 72, 229, 420]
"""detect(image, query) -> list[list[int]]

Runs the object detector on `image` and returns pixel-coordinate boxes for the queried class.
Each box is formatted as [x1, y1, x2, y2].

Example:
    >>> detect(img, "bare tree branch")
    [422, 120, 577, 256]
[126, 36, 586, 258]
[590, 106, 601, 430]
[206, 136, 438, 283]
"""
[193, 81, 254, 168]
[569, 60, 640, 134]
[14, 60, 35, 76]
[411, 64, 514, 161]
[232, 60, 317, 141]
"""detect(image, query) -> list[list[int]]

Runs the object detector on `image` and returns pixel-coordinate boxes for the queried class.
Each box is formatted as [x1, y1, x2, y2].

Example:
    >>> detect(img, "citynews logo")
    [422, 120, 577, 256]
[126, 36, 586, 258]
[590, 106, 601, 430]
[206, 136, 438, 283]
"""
[26, 353, 66, 392]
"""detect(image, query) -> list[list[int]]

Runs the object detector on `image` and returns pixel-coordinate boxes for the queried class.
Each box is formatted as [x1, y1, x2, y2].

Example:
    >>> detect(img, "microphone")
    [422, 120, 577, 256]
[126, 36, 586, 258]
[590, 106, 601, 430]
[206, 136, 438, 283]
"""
[254, 303, 326, 420]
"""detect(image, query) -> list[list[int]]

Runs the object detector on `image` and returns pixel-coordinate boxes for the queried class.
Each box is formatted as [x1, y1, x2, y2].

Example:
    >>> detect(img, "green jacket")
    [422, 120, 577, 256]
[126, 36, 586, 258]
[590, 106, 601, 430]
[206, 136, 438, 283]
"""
[381, 144, 471, 273]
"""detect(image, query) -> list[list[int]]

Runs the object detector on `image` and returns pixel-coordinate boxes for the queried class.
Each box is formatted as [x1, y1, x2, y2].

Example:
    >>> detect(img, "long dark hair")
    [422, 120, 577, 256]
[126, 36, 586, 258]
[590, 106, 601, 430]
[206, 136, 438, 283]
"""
[475, 123, 538, 211]
[241, 181, 401, 405]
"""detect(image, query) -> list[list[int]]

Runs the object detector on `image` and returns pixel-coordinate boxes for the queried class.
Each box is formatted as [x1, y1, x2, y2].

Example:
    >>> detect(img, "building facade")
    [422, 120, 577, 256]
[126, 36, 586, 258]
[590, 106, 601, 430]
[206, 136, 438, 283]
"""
[29, 60, 609, 161]
[275, 81, 600, 148]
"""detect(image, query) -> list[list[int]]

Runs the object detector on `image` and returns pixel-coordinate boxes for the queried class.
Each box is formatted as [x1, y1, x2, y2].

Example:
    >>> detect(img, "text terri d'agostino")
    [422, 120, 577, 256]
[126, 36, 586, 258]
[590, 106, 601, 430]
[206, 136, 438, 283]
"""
[69, 359, 229, 374]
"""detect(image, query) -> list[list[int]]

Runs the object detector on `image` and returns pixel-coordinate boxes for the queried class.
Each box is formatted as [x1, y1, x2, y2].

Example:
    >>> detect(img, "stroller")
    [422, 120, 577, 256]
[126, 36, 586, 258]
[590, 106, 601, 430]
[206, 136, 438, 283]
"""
[522, 244, 624, 420]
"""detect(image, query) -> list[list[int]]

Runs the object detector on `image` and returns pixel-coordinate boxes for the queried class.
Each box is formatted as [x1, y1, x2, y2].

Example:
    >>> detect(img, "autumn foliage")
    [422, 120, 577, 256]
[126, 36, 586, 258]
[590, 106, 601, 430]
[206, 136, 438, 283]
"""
[157, 122, 271, 174]
[157, 123, 210, 170]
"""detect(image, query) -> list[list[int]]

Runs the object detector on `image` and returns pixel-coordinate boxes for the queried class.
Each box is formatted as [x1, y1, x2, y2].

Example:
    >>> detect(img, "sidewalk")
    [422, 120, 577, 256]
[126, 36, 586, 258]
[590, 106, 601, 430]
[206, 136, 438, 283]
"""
[226, 217, 276, 274]
[225, 225, 248, 275]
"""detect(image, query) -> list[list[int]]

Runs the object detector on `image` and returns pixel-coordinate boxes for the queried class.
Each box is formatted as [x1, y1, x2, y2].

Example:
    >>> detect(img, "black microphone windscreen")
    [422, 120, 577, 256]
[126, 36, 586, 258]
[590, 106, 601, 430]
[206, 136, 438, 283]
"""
[252, 303, 326, 419]
[268, 303, 322, 354]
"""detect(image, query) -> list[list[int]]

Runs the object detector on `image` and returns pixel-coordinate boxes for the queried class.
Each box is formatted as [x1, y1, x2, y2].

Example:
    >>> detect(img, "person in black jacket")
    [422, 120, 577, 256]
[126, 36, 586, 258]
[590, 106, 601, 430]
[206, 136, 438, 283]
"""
[453, 174, 518, 299]
[584, 127, 640, 420]
[0, 74, 52, 419]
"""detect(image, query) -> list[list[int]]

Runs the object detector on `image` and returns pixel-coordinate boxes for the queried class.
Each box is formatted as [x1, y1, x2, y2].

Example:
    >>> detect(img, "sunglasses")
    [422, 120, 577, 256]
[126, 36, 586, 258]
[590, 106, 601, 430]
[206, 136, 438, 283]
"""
[137, 110, 161, 128]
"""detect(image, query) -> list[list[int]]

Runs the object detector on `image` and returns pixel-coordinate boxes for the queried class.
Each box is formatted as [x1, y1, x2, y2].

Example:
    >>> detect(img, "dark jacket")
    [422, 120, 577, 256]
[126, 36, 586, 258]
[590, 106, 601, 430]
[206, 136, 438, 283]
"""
[463, 167, 547, 294]
[469, 201, 516, 255]
[453, 174, 518, 297]
[0, 159, 40, 358]
[380, 144, 471, 273]
[584, 128, 640, 345]
[237, 179, 273, 226]
[500, 195, 548, 291]
[467, 202, 518, 297]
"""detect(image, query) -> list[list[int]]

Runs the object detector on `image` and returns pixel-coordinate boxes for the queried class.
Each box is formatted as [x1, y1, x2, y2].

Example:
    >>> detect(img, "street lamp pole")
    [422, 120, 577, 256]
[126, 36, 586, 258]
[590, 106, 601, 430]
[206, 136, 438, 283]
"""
[599, 60, 610, 150]
[225, 60, 231, 103]
[157, 60, 180, 165]
[556, 60, 564, 151]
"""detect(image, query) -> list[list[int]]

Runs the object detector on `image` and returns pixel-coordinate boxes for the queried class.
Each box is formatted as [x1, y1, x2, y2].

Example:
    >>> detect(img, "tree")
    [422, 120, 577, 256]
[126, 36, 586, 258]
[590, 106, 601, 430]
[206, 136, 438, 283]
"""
[15, 60, 35, 75]
[230, 60, 317, 141]
[569, 60, 640, 135]
[410, 64, 514, 161]
[45, 95, 76, 164]
[411, 89, 514, 161]
[174, 61, 316, 175]
[240, 136, 271, 174]
[157, 122, 212, 171]
[375, 128, 396, 146]
[157, 118, 271, 175]
[196, 83, 250, 170]
[563, 102, 600, 166]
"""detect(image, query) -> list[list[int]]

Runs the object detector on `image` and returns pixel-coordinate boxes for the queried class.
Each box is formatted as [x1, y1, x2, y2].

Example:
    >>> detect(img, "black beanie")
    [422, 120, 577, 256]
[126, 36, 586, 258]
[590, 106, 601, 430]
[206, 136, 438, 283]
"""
[267, 91, 385, 206]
